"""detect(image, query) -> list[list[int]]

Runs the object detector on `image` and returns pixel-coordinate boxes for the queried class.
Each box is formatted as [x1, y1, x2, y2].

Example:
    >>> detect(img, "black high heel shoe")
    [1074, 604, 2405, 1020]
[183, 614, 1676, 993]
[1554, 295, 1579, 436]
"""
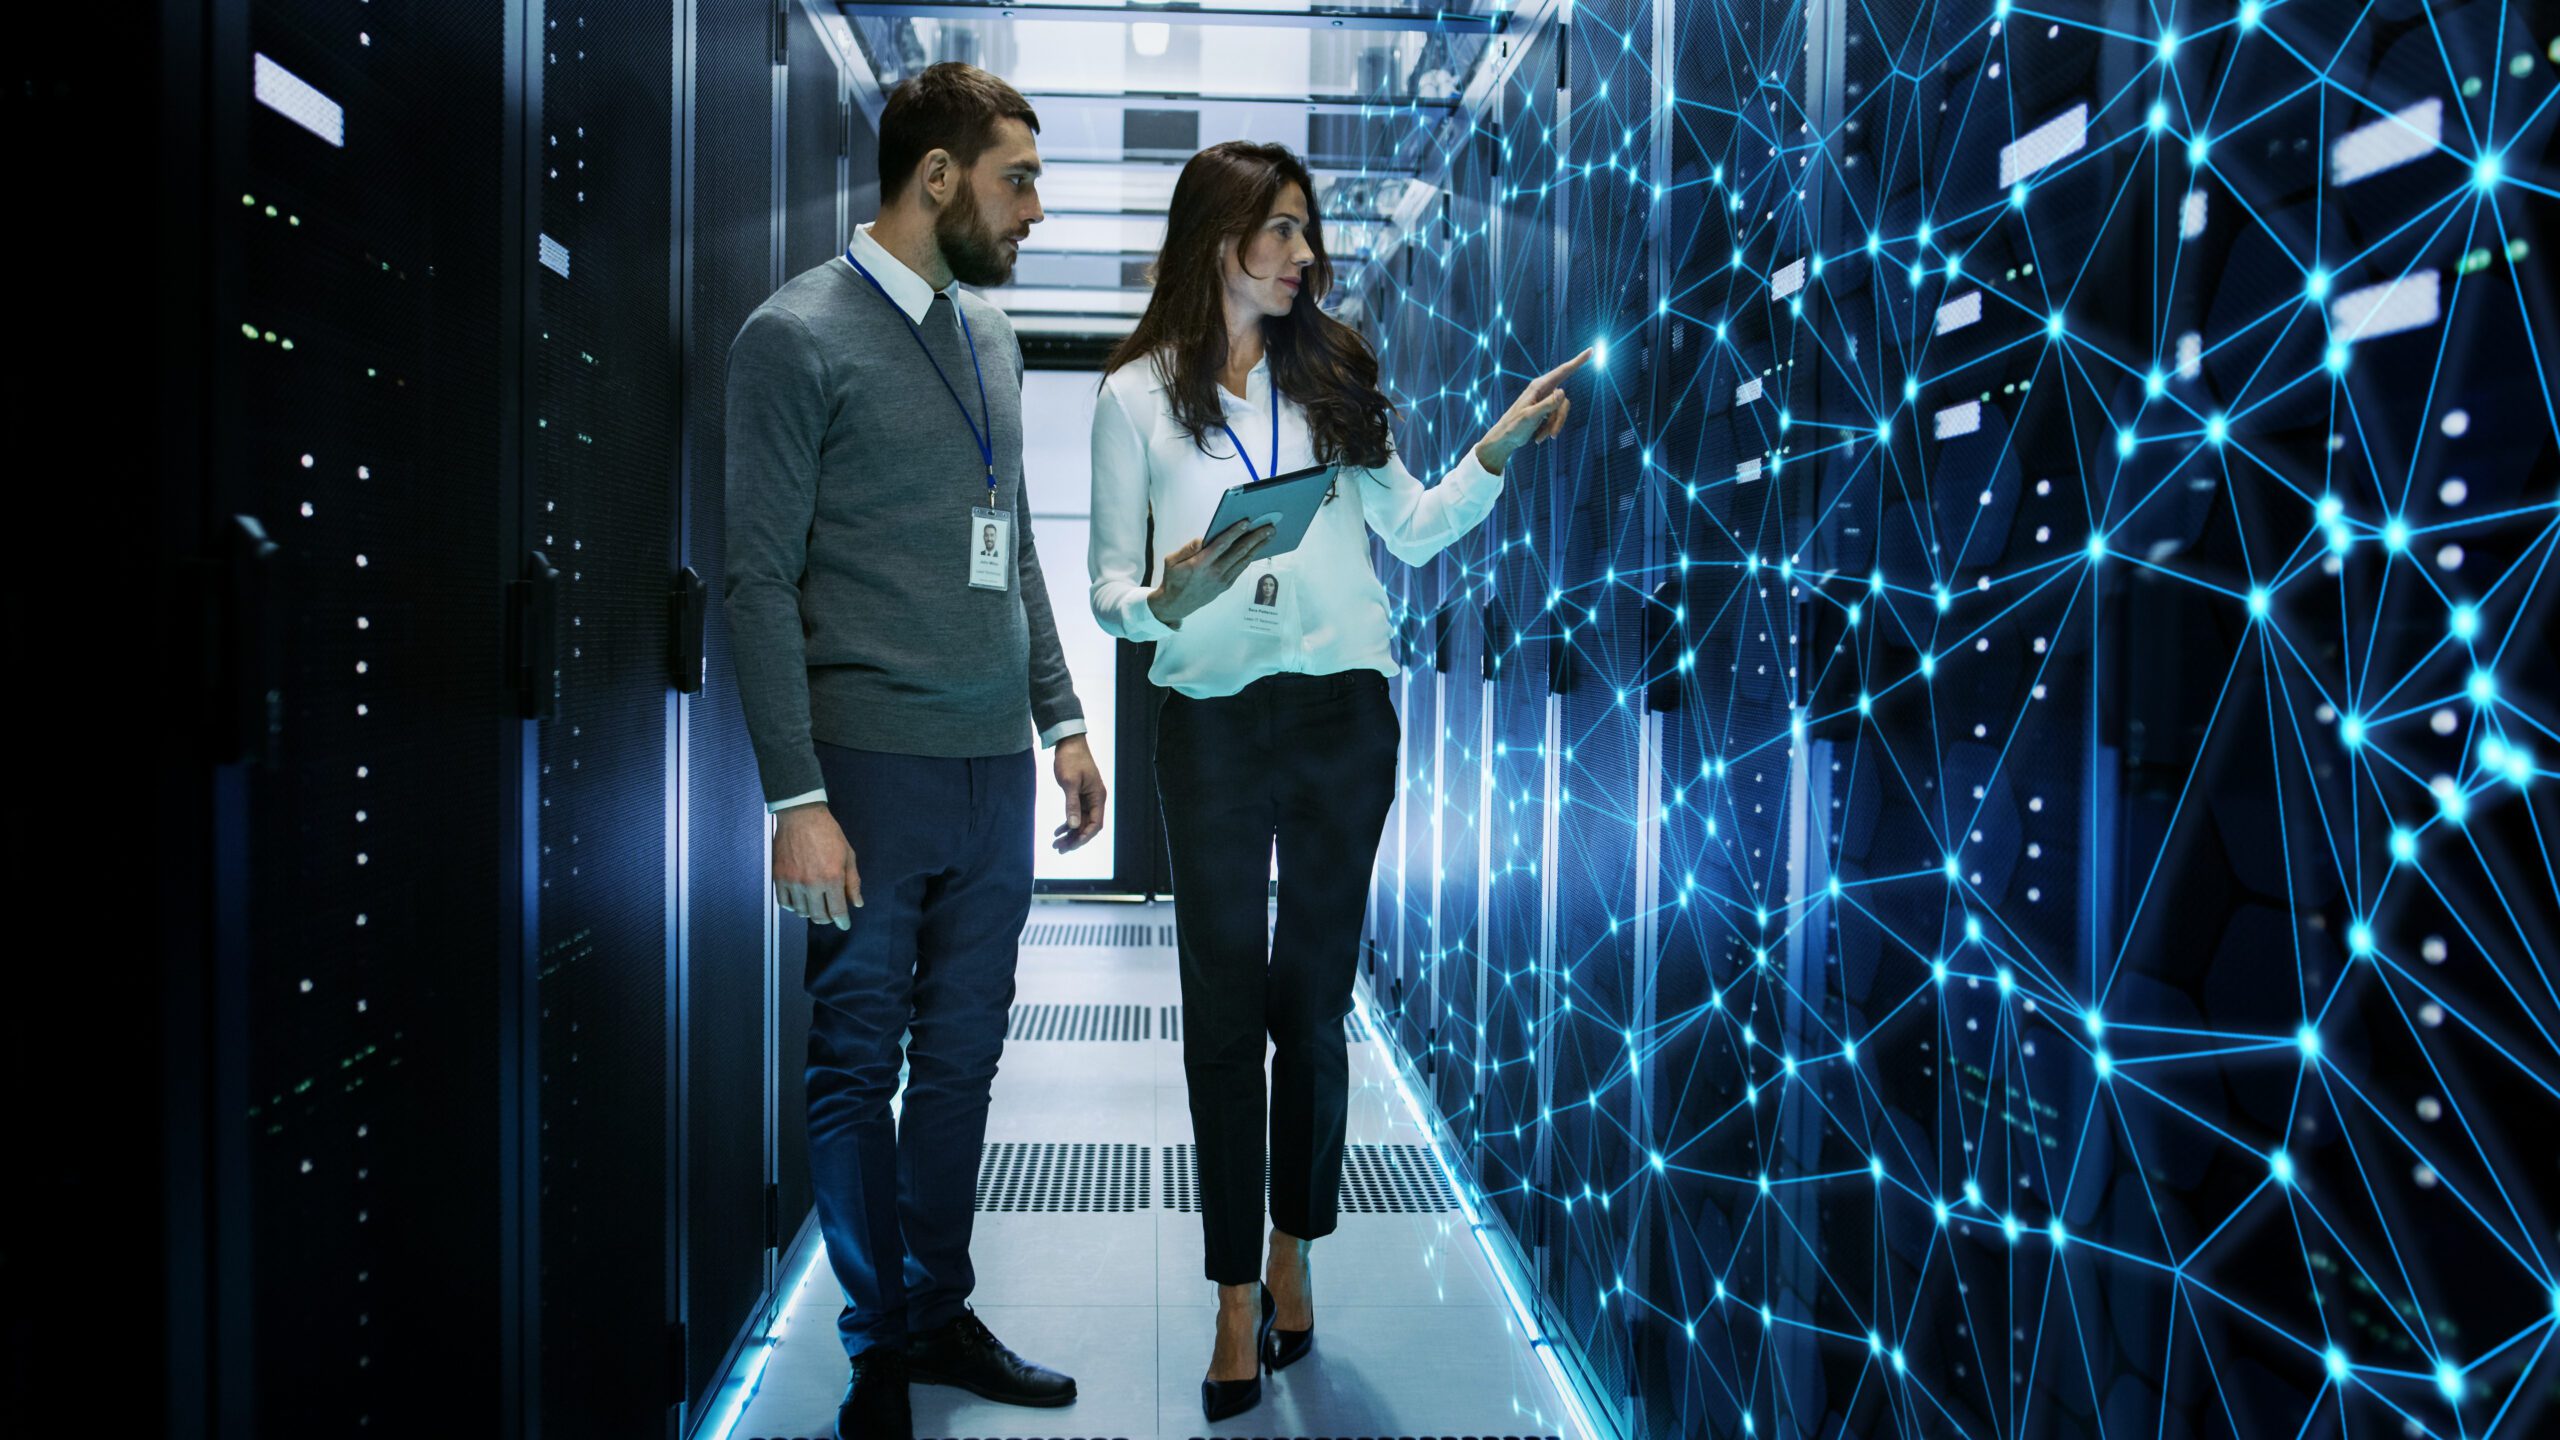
[1200, 1283, 1276, 1423]
[1263, 1254, 1315, 1371]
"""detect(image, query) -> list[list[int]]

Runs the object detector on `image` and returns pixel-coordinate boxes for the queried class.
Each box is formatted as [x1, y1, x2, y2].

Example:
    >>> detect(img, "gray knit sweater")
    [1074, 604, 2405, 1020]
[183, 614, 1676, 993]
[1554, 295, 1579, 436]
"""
[723, 257, 1082, 804]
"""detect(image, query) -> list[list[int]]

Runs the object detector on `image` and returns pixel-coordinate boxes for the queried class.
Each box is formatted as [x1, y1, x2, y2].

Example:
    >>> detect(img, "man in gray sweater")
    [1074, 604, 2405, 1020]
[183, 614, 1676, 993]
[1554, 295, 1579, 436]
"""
[723, 63, 1105, 1440]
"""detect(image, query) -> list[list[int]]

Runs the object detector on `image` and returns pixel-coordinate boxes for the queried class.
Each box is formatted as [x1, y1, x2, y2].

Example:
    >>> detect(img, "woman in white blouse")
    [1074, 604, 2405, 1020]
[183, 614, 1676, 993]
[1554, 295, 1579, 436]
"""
[1087, 139, 1588, 1421]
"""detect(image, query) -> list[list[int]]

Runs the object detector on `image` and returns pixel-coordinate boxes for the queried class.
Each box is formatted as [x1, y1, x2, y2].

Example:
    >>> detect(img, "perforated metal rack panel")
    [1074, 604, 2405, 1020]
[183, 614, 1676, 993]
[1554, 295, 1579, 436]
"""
[784, 4, 844, 275]
[530, 1, 680, 1433]
[684, 0, 785, 1410]
[225, 0, 514, 1428]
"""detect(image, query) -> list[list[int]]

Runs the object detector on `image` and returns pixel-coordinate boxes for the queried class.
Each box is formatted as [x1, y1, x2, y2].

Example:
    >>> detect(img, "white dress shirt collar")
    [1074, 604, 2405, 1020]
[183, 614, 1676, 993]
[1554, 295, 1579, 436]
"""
[845, 221, 957, 325]
[1220, 352, 1270, 400]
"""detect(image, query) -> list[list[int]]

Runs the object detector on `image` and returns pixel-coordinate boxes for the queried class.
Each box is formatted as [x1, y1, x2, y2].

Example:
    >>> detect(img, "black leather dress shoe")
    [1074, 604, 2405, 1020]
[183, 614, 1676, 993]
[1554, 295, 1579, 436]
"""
[835, 1347, 912, 1440]
[1201, 1283, 1276, 1423]
[903, 1306, 1077, 1407]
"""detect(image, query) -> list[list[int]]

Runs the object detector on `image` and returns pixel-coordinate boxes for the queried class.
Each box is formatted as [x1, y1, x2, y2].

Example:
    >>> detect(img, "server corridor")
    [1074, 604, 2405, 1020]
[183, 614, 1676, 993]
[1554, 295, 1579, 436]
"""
[34, 0, 2559, 1437]
[727, 903, 1582, 1440]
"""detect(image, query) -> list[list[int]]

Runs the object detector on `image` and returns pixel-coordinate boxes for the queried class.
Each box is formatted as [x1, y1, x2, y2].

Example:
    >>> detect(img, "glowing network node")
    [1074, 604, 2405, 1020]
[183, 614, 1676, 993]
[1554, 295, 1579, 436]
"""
[2296, 1023, 2321, 1062]
[2206, 413, 2228, 445]
[2450, 602, 2479, 639]
[2349, 921, 2375, 956]
[2326, 1348, 2349, 1383]
[2094, 1048, 2113, 1079]
[2271, 1149, 2295, 1187]
[2390, 829, 2416, 864]
[2474, 152, 2502, 190]
[2247, 588, 2270, 618]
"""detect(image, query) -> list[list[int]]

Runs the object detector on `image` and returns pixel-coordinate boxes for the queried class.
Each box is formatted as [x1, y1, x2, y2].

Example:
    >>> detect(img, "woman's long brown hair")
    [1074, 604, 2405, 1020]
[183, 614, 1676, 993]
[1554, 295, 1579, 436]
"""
[1105, 141, 1394, 470]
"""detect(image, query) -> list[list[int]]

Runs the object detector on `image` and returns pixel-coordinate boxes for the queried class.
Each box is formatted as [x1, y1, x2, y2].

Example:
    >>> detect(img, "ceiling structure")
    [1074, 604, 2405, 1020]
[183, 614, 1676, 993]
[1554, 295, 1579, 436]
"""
[823, 0, 1515, 337]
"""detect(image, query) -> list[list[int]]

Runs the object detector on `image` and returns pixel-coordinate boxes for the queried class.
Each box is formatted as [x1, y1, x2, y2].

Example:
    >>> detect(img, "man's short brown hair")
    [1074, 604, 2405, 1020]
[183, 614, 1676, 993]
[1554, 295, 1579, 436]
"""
[878, 63, 1040, 203]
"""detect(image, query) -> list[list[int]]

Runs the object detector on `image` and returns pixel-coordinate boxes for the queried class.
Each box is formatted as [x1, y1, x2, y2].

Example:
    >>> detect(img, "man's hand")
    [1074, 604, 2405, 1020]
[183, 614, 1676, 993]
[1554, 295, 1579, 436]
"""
[774, 803, 862, 929]
[1052, 734, 1108, 852]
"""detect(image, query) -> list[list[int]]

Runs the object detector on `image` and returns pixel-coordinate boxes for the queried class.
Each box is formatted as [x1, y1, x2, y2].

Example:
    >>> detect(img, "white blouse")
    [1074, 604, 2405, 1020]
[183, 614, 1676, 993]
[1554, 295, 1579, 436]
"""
[1087, 351, 1504, 699]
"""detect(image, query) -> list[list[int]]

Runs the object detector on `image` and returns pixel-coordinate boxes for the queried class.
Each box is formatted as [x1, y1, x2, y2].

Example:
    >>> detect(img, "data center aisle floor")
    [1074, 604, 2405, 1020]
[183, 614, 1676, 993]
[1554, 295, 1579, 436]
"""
[730, 900, 1579, 1440]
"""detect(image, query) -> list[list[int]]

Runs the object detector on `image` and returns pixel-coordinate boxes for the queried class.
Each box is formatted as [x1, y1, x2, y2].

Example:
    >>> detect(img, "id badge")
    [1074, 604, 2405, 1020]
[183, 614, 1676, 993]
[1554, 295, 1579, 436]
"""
[1241, 567, 1283, 636]
[968, 505, 1012, 592]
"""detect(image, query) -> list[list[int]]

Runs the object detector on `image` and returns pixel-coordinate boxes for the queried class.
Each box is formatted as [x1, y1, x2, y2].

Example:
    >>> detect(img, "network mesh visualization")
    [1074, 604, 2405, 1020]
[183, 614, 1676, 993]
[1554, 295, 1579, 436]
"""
[1343, 0, 2558, 1435]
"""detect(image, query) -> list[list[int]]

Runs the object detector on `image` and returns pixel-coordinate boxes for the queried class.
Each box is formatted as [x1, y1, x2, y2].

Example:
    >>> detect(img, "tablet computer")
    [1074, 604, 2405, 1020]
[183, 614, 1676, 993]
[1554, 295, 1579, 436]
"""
[1202, 464, 1335, 561]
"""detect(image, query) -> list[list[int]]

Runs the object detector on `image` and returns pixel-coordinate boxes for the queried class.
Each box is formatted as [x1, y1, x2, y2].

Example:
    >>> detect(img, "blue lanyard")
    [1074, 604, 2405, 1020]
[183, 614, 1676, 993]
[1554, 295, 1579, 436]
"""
[842, 249, 997, 498]
[1218, 375, 1280, 484]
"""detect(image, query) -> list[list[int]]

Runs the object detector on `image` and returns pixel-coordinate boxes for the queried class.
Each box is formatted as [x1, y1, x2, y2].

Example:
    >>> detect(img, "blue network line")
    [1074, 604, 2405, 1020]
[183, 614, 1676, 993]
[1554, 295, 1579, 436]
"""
[1346, 1, 2557, 1436]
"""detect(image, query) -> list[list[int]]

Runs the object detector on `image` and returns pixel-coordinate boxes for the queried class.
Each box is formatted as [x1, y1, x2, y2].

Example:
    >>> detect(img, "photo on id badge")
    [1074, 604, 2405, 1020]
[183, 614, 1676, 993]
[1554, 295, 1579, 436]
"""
[969, 507, 1011, 591]
[1243, 570, 1281, 635]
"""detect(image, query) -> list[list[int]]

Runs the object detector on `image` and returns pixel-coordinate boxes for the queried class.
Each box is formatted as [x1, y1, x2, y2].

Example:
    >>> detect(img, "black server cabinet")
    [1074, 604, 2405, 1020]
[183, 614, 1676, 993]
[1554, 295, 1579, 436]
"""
[683, 0, 788, 1414]
[188, 0, 522, 1432]
[108, 0, 843, 1433]
[523, 1, 688, 1436]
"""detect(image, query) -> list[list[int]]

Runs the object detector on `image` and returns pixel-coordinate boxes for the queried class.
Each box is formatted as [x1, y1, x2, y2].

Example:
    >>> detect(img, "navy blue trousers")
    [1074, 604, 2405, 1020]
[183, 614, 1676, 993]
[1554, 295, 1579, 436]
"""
[801, 741, 1034, 1359]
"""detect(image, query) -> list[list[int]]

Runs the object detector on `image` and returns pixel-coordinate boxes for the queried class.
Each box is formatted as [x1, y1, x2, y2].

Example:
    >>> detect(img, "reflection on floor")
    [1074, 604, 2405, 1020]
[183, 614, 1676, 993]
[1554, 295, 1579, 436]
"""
[724, 900, 1583, 1440]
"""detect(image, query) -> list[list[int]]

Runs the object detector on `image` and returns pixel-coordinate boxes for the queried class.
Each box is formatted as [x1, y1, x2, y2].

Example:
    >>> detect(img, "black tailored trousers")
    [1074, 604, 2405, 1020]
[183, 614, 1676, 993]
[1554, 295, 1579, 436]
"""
[1153, 668, 1401, 1284]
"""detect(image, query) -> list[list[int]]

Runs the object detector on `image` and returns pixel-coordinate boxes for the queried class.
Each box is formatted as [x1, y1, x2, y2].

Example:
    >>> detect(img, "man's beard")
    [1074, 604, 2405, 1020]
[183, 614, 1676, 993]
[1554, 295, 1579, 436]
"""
[937, 184, 1016, 287]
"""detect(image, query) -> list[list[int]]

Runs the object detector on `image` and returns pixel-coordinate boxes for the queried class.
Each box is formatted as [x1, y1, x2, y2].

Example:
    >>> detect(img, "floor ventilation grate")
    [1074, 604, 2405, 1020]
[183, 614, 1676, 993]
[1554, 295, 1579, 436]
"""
[1161, 1004, 1182, 1042]
[975, 1142, 1151, 1212]
[1339, 1144, 1461, 1212]
[1160, 1144, 1458, 1213]
[1007, 1002, 1152, 1042]
[1018, 920, 1176, 948]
